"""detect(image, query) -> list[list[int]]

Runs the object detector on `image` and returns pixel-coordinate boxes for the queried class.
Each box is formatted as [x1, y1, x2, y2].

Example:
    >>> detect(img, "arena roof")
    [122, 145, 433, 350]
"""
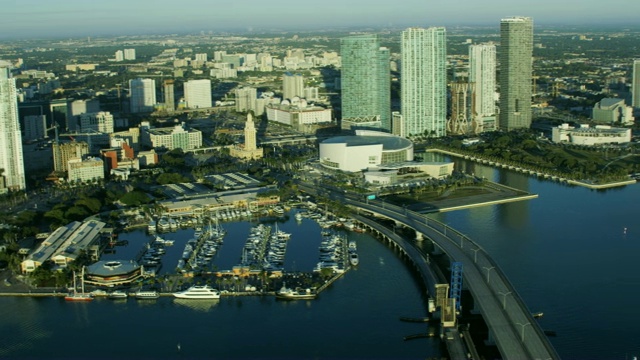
[321, 135, 412, 151]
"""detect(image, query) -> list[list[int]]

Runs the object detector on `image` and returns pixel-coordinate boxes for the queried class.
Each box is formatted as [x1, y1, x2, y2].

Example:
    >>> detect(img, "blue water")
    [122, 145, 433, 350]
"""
[2, 160, 640, 358]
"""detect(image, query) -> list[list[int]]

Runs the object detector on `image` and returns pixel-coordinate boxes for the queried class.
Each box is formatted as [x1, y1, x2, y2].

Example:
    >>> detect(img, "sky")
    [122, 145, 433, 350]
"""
[3, 0, 640, 39]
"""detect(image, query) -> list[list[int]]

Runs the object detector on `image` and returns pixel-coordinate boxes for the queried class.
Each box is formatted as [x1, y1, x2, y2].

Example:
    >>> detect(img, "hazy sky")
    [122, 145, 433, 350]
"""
[4, 0, 640, 38]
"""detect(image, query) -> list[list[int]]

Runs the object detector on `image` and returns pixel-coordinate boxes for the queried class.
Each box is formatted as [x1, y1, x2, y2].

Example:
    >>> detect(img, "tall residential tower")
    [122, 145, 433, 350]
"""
[401, 27, 447, 138]
[340, 35, 391, 131]
[0, 61, 26, 191]
[469, 43, 497, 132]
[632, 59, 640, 108]
[499, 16, 533, 130]
[129, 78, 156, 113]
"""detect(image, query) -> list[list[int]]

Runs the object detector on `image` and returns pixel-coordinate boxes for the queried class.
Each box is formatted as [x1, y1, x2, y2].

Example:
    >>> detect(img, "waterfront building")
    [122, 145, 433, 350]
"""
[21, 220, 106, 273]
[319, 130, 413, 172]
[592, 98, 635, 125]
[364, 161, 454, 185]
[85, 260, 143, 287]
[163, 80, 175, 111]
[0, 61, 26, 191]
[124, 48, 136, 61]
[340, 35, 391, 132]
[68, 157, 104, 183]
[129, 78, 156, 113]
[78, 111, 114, 134]
[633, 59, 640, 109]
[401, 27, 447, 138]
[23, 115, 47, 141]
[230, 113, 263, 160]
[469, 43, 497, 132]
[141, 123, 202, 151]
[283, 73, 304, 100]
[499, 16, 533, 130]
[551, 123, 632, 145]
[184, 79, 212, 109]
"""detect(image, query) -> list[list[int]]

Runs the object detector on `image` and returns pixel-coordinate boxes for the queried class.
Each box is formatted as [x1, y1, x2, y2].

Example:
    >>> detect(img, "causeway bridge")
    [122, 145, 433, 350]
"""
[301, 184, 560, 359]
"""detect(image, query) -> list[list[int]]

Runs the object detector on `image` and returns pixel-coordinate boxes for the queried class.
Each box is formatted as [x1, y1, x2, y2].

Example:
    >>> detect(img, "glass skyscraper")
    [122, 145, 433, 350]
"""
[401, 27, 447, 138]
[0, 61, 26, 191]
[340, 35, 391, 131]
[499, 16, 533, 130]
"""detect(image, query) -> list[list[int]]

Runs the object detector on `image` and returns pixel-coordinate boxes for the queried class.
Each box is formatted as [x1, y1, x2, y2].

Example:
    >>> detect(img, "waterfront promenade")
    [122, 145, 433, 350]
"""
[341, 195, 560, 359]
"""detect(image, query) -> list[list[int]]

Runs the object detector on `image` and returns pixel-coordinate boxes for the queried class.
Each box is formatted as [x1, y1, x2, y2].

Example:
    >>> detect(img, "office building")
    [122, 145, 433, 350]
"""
[78, 111, 114, 134]
[340, 35, 391, 131]
[129, 78, 156, 113]
[235, 87, 257, 113]
[124, 48, 136, 61]
[141, 124, 202, 151]
[469, 43, 497, 132]
[68, 157, 104, 183]
[184, 79, 212, 109]
[53, 141, 89, 173]
[499, 16, 533, 130]
[0, 61, 26, 191]
[23, 115, 47, 141]
[401, 27, 447, 138]
[592, 98, 635, 125]
[283, 73, 304, 100]
[632, 59, 640, 108]
[163, 80, 175, 111]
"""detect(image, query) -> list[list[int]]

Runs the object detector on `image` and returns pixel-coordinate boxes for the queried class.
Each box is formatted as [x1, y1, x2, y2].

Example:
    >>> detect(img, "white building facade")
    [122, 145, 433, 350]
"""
[0, 62, 26, 190]
[68, 157, 104, 183]
[184, 79, 212, 109]
[469, 43, 497, 132]
[401, 27, 447, 138]
[129, 78, 156, 113]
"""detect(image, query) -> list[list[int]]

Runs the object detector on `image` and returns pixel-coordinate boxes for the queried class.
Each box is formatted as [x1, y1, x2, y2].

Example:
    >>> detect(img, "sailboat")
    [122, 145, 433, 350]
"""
[65, 267, 94, 302]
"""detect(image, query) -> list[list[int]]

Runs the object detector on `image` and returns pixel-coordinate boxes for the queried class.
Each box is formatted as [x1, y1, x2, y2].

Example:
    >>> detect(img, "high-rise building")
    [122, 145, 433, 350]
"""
[235, 87, 257, 113]
[632, 59, 640, 108]
[129, 78, 156, 113]
[469, 43, 497, 132]
[163, 80, 175, 111]
[283, 73, 304, 100]
[124, 48, 136, 61]
[115, 50, 124, 62]
[184, 79, 212, 109]
[499, 16, 533, 130]
[79, 111, 114, 134]
[23, 115, 47, 141]
[340, 35, 391, 131]
[52, 141, 89, 173]
[401, 27, 447, 137]
[0, 61, 26, 191]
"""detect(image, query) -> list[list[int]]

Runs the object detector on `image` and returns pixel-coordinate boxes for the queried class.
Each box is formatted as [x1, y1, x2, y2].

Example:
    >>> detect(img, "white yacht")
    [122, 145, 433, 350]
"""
[173, 285, 221, 300]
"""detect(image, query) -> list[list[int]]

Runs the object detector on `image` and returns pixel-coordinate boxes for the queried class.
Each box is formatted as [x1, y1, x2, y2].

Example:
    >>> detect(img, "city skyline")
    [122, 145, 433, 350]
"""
[3, 0, 640, 39]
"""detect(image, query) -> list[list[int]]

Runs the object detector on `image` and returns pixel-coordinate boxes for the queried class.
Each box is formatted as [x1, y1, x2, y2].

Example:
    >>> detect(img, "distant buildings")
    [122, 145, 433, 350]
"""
[592, 98, 634, 125]
[469, 43, 497, 133]
[499, 16, 533, 130]
[129, 78, 156, 113]
[163, 80, 175, 111]
[235, 87, 257, 113]
[124, 48, 136, 61]
[184, 79, 212, 109]
[0, 61, 26, 191]
[340, 34, 391, 132]
[401, 27, 447, 138]
[115, 50, 124, 62]
[283, 73, 304, 100]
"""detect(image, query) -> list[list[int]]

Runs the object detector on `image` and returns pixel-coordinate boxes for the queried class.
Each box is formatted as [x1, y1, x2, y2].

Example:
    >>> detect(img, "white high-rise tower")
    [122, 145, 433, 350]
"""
[632, 59, 640, 108]
[129, 78, 156, 113]
[469, 43, 497, 132]
[184, 79, 212, 109]
[401, 27, 447, 137]
[0, 61, 26, 191]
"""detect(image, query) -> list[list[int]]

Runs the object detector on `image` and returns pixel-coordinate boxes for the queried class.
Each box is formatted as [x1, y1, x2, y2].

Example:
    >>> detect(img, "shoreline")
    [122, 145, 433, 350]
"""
[426, 148, 637, 189]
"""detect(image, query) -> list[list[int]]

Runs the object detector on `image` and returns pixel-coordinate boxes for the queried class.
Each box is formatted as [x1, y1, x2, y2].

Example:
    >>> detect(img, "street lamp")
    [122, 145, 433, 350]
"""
[515, 322, 531, 342]
[498, 290, 512, 310]
[483, 266, 495, 283]
[471, 247, 480, 263]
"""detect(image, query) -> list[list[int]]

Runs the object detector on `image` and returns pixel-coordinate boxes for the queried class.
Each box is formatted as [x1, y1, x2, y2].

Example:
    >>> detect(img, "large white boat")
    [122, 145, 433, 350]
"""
[173, 285, 221, 300]
[275, 283, 316, 300]
[107, 290, 128, 299]
[135, 290, 159, 299]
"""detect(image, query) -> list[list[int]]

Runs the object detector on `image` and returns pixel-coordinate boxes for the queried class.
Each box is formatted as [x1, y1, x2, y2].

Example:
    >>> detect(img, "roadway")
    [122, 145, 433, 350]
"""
[300, 183, 559, 359]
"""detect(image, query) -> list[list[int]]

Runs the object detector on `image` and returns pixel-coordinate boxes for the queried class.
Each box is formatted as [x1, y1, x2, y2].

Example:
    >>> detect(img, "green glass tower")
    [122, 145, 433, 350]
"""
[401, 27, 447, 138]
[340, 35, 391, 131]
[499, 16, 533, 130]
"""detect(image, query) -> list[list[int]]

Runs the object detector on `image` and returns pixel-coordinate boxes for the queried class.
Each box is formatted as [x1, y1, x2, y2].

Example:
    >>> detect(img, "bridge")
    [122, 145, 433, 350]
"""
[301, 184, 560, 359]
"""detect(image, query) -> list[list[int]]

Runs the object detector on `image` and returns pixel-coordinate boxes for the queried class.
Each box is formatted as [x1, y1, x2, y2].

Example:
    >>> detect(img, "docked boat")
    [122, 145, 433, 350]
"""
[147, 220, 156, 233]
[107, 290, 128, 299]
[273, 206, 285, 216]
[173, 285, 220, 300]
[135, 290, 159, 299]
[275, 283, 316, 300]
[157, 218, 170, 232]
[65, 268, 94, 302]
[349, 252, 359, 266]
